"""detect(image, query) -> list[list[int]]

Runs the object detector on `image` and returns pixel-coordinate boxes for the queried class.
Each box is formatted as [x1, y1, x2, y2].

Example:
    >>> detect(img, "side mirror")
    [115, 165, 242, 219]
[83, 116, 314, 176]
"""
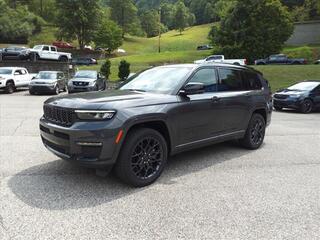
[180, 82, 205, 96]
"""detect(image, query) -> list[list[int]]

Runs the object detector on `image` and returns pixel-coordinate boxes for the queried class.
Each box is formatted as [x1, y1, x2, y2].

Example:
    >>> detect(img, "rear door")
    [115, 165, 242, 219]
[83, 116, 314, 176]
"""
[214, 67, 251, 133]
[50, 46, 60, 60]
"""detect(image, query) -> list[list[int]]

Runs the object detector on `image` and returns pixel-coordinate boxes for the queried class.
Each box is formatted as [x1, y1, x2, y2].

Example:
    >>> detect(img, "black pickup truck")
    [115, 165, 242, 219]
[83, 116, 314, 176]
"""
[255, 54, 307, 65]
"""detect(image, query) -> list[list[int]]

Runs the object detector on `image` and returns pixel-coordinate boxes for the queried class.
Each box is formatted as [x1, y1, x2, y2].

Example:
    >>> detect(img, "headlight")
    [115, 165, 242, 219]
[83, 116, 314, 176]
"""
[88, 81, 96, 87]
[75, 110, 116, 120]
[289, 95, 301, 98]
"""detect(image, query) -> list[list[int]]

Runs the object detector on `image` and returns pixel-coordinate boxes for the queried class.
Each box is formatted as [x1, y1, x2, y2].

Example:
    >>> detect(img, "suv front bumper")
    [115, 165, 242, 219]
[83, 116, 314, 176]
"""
[40, 117, 121, 168]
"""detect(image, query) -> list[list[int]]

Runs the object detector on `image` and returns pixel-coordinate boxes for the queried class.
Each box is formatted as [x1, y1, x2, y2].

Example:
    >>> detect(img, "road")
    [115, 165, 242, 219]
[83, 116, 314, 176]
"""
[0, 90, 319, 240]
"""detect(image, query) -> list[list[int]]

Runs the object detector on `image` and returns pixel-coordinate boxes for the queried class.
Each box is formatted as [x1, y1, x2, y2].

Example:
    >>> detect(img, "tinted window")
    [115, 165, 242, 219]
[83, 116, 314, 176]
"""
[218, 68, 243, 91]
[50, 47, 57, 52]
[242, 71, 262, 90]
[188, 68, 217, 92]
[43, 46, 50, 51]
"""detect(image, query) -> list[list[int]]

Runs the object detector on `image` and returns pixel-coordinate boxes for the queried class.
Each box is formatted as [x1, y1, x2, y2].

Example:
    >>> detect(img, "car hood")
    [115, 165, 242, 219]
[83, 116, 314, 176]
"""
[45, 90, 179, 110]
[31, 79, 57, 84]
[275, 89, 308, 96]
[69, 78, 96, 82]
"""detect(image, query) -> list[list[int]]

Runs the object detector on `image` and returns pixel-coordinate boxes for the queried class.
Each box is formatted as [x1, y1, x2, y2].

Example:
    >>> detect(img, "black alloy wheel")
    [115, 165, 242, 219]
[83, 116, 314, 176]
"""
[300, 99, 313, 113]
[240, 113, 266, 150]
[114, 128, 168, 187]
[131, 137, 163, 180]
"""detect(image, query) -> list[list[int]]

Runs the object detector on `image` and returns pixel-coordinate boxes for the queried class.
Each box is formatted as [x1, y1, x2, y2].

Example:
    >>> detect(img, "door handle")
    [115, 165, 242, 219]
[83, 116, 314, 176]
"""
[211, 96, 220, 102]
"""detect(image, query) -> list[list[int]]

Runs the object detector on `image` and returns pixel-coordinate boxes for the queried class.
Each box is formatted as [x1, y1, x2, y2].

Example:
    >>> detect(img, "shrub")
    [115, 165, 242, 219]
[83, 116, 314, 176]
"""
[118, 60, 130, 80]
[100, 59, 111, 80]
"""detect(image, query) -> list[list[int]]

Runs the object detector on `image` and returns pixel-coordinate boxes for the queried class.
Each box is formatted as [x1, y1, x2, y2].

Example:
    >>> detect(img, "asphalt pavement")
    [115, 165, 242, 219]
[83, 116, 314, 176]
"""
[0, 89, 319, 240]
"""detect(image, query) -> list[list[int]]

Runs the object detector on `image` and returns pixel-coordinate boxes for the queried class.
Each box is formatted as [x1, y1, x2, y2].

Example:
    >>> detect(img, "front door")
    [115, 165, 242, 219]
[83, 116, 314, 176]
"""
[171, 67, 225, 146]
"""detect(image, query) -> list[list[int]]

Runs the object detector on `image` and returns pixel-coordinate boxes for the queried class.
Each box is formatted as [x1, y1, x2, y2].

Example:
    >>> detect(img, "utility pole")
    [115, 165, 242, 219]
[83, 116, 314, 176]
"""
[158, 6, 161, 53]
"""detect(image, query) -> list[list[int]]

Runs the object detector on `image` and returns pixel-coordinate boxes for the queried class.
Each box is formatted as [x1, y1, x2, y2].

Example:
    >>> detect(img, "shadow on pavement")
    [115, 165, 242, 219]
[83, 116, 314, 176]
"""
[9, 141, 250, 210]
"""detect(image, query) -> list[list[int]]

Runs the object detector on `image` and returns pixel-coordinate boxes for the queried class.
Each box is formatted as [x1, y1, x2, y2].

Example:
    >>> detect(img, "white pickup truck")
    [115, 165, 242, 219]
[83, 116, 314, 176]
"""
[194, 55, 247, 65]
[30, 45, 72, 62]
[0, 67, 36, 94]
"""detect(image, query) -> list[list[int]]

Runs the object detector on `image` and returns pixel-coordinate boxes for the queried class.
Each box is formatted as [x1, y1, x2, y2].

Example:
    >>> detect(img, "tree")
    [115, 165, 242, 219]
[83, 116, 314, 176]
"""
[94, 19, 123, 54]
[0, 0, 43, 43]
[109, 0, 140, 37]
[55, 0, 101, 49]
[209, 0, 294, 63]
[118, 60, 130, 80]
[174, 1, 189, 34]
[100, 59, 111, 79]
[140, 10, 160, 37]
[160, 2, 175, 29]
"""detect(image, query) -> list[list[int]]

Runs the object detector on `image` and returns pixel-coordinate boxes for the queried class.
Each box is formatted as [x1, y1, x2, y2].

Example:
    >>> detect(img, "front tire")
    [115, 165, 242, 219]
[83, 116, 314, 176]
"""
[54, 85, 60, 95]
[114, 128, 168, 187]
[5, 81, 15, 94]
[300, 99, 313, 113]
[239, 113, 266, 150]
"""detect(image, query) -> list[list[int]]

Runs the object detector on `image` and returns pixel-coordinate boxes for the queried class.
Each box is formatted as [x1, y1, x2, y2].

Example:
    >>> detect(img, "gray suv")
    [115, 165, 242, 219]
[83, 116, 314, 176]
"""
[67, 70, 106, 94]
[40, 64, 272, 187]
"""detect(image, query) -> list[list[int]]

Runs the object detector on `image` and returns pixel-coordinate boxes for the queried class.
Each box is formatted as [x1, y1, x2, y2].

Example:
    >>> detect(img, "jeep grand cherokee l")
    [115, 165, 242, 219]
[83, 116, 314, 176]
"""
[40, 64, 272, 187]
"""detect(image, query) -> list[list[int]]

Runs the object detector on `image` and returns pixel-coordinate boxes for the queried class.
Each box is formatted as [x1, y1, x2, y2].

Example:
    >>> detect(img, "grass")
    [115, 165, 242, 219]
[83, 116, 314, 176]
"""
[122, 24, 213, 55]
[254, 65, 320, 91]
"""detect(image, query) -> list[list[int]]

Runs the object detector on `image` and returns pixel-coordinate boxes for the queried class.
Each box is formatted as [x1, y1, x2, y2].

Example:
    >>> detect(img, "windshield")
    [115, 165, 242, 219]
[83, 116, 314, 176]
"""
[288, 82, 320, 91]
[35, 72, 57, 80]
[33, 45, 43, 50]
[0, 69, 13, 75]
[120, 67, 192, 94]
[74, 71, 97, 79]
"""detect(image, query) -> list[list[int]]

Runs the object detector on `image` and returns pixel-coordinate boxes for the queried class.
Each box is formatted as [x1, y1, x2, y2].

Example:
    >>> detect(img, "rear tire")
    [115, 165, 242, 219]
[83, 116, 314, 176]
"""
[114, 128, 168, 187]
[59, 56, 68, 62]
[239, 113, 266, 150]
[300, 99, 313, 113]
[5, 81, 15, 94]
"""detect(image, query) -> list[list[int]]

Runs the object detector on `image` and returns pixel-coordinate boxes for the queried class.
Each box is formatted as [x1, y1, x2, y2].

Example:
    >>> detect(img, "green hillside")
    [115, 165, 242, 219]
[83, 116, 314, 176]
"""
[122, 24, 213, 55]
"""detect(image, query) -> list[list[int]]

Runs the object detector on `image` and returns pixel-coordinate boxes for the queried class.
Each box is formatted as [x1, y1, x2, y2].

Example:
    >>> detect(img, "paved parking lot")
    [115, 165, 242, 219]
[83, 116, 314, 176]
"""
[0, 90, 320, 240]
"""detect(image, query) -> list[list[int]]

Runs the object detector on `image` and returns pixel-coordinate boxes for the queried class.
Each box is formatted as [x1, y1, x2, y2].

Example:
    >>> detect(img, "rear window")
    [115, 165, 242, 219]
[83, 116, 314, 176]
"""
[218, 68, 243, 91]
[242, 71, 262, 90]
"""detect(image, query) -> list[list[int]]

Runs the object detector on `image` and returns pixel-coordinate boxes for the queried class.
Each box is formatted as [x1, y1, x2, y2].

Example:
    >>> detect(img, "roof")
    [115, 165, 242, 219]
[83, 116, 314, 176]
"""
[0, 67, 26, 70]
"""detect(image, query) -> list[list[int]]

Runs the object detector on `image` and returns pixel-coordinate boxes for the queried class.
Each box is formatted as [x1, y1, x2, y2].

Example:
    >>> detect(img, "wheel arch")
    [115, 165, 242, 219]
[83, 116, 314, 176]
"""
[124, 120, 172, 155]
[252, 108, 267, 123]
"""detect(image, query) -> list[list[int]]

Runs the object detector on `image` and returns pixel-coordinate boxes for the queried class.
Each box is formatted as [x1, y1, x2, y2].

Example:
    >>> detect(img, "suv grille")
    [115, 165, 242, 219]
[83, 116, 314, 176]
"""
[43, 105, 74, 126]
[273, 94, 288, 100]
[73, 81, 89, 86]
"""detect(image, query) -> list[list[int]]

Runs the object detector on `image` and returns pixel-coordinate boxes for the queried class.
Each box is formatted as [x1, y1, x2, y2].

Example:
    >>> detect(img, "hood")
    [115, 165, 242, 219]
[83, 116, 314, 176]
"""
[31, 79, 57, 84]
[70, 78, 96, 82]
[275, 89, 308, 96]
[45, 90, 179, 110]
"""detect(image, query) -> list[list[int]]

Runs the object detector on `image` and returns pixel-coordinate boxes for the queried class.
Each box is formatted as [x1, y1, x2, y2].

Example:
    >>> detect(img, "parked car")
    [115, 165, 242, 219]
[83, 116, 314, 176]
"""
[273, 81, 320, 113]
[52, 41, 75, 49]
[67, 70, 106, 93]
[84, 45, 93, 51]
[0, 46, 30, 61]
[0, 67, 35, 93]
[40, 63, 272, 187]
[255, 54, 307, 65]
[315, 59, 320, 64]
[116, 48, 126, 54]
[72, 57, 98, 66]
[194, 55, 247, 65]
[29, 71, 67, 95]
[197, 45, 213, 51]
[30, 45, 72, 62]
